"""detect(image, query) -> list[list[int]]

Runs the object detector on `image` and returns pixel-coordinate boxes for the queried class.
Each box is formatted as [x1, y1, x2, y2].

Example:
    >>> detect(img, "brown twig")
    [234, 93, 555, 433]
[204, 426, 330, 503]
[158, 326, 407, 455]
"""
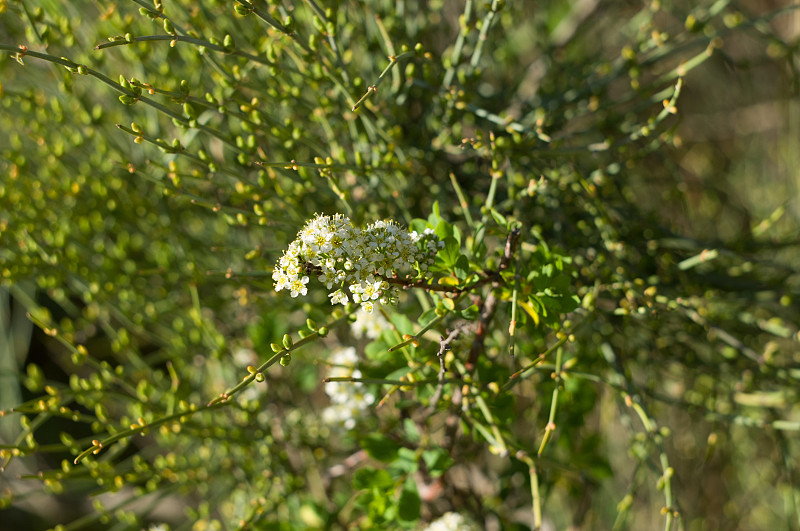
[467, 227, 522, 370]
[424, 327, 466, 415]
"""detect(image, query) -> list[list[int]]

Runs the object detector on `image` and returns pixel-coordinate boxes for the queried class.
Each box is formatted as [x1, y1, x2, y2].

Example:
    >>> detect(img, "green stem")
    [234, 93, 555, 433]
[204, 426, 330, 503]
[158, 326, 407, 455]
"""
[352, 51, 417, 111]
[537, 346, 563, 456]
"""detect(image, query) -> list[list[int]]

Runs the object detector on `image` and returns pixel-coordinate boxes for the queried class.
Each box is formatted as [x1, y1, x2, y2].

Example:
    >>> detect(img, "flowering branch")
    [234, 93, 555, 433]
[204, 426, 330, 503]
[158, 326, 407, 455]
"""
[273, 214, 441, 312]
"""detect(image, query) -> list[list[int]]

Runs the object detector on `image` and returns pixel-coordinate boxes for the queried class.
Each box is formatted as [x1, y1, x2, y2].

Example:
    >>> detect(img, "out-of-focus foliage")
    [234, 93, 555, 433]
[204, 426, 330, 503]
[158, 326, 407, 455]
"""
[1, 0, 799, 530]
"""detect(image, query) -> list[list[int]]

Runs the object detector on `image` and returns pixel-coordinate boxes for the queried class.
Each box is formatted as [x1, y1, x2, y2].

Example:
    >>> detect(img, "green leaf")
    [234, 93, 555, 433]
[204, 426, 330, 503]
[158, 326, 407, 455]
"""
[390, 313, 415, 336]
[365, 340, 391, 362]
[421, 448, 455, 477]
[360, 434, 401, 463]
[353, 467, 393, 490]
[435, 220, 455, 242]
[417, 308, 438, 327]
[390, 447, 419, 474]
[397, 478, 421, 522]
[410, 218, 429, 234]
[436, 237, 460, 269]
[403, 418, 421, 442]
[454, 254, 469, 280]
[460, 304, 480, 320]
[427, 202, 443, 228]
[490, 208, 507, 228]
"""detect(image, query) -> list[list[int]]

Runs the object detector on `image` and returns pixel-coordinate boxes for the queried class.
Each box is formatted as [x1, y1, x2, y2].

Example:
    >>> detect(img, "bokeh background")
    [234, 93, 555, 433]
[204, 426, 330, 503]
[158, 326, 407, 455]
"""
[1, 1, 799, 530]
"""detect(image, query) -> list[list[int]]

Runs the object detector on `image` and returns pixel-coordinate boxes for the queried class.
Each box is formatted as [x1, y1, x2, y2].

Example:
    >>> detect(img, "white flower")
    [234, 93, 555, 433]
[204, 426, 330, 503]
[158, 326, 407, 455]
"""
[289, 275, 309, 297]
[351, 308, 390, 340]
[322, 347, 375, 429]
[420, 512, 480, 531]
[329, 289, 349, 305]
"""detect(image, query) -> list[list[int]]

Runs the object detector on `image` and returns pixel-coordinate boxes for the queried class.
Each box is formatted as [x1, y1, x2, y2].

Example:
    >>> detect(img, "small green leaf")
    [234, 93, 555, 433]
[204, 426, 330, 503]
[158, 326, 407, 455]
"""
[353, 467, 393, 490]
[397, 479, 421, 522]
[360, 434, 401, 463]
[436, 237, 460, 268]
[421, 448, 455, 477]
[490, 208, 507, 228]
[460, 304, 479, 320]
[403, 418, 421, 442]
[434, 220, 455, 242]
[454, 254, 469, 280]
[364, 340, 391, 362]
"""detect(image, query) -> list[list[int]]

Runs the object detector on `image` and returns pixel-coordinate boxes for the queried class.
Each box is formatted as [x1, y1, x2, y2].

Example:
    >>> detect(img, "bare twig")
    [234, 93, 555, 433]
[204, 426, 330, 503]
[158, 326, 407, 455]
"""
[467, 228, 522, 369]
[425, 327, 465, 415]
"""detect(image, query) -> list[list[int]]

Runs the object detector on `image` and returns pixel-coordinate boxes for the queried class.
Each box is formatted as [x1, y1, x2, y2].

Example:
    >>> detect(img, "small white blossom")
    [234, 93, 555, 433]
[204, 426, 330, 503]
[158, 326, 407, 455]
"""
[322, 347, 375, 430]
[351, 308, 390, 340]
[420, 512, 480, 531]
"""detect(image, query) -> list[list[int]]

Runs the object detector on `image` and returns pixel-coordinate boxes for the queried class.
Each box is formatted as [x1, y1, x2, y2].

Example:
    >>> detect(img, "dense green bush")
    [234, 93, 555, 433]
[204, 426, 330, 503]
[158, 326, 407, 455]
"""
[1, 1, 799, 530]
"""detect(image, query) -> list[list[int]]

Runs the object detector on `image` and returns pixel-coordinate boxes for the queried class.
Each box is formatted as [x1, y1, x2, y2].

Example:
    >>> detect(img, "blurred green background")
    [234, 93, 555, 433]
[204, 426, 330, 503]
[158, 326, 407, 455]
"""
[1, 0, 799, 530]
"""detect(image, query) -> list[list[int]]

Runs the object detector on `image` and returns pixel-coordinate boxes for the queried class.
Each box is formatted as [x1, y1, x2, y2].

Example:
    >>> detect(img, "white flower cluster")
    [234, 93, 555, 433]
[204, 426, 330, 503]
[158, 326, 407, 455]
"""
[420, 512, 480, 531]
[273, 214, 441, 313]
[322, 347, 375, 430]
[350, 308, 390, 340]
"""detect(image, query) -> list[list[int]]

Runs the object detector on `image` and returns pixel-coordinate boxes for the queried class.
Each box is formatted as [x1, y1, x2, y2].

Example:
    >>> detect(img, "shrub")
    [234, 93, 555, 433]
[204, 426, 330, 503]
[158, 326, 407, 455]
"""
[1, 1, 798, 530]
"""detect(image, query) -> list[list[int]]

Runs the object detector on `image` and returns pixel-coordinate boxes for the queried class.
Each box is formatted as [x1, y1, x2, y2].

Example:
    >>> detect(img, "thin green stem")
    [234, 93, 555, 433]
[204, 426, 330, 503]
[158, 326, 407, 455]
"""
[442, 0, 474, 88]
[95, 34, 274, 66]
[537, 346, 563, 456]
[352, 51, 416, 111]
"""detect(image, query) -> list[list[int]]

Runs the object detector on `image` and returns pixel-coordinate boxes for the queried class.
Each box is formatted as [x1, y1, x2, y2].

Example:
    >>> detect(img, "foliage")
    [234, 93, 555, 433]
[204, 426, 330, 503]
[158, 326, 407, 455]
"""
[1, 1, 799, 530]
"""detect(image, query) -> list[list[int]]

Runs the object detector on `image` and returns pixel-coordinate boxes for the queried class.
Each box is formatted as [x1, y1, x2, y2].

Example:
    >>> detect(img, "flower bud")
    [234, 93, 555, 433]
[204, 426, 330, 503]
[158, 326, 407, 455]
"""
[279, 355, 292, 366]
[282, 334, 293, 349]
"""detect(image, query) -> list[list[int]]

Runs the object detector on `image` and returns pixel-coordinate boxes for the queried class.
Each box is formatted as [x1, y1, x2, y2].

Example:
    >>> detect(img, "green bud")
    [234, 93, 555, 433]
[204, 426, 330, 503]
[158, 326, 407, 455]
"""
[234, 4, 251, 16]
[254, 372, 265, 382]
[183, 102, 196, 118]
[223, 34, 235, 51]
[279, 355, 292, 366]
[270, 342, 283, 353]
[282, 334, 293, 349]
[125, 33, 134, 43]
[179, 79, 190, 94]
[119, 95, 137, 105]
[317, 327, 329, 337]
[77, 65, 88, 75]
[306, 318, 317, 331]
[163, 19, 176, 36]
